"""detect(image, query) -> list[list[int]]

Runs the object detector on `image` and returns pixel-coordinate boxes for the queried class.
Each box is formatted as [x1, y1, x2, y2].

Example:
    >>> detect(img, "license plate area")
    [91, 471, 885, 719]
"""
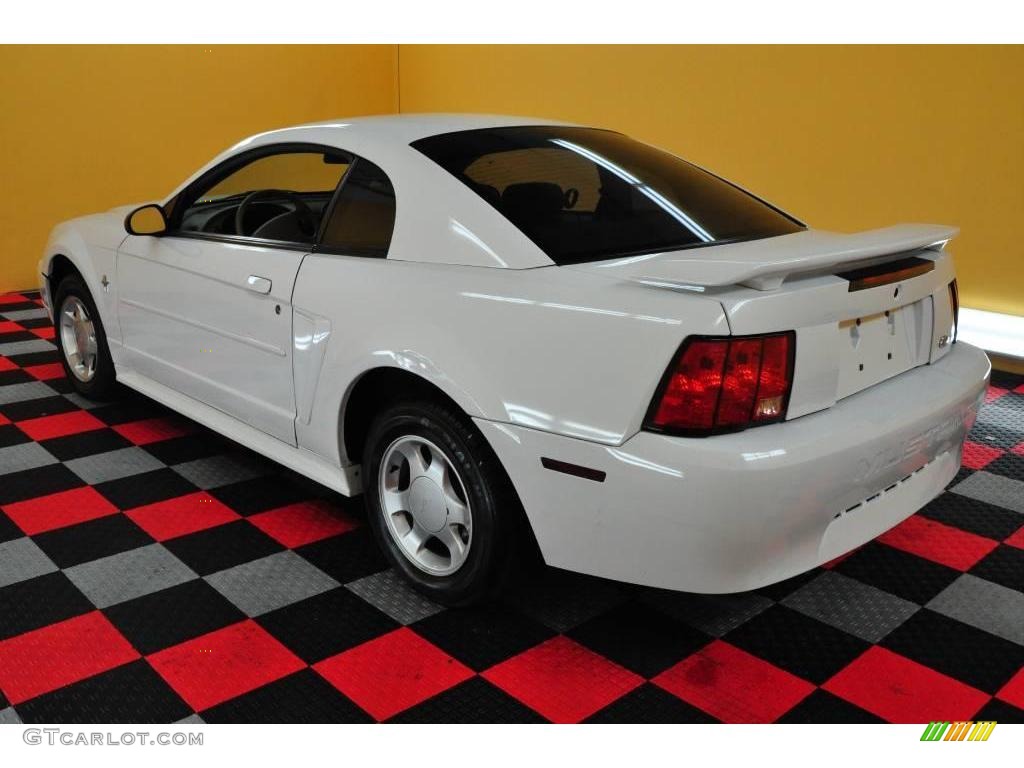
[836, 297, 933, 400]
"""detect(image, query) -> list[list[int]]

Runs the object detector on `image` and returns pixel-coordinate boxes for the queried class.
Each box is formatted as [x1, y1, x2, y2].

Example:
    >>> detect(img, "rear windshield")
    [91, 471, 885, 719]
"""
[412, 126, 803, 265]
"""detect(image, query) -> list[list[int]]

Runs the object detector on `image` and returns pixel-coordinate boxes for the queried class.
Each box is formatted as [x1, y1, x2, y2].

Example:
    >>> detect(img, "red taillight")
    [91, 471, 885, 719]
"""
[646, 332, 795, 435]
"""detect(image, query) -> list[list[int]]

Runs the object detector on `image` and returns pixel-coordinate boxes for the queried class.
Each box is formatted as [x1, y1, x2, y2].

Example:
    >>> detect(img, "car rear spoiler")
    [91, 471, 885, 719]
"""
[584, 224, 958, 292]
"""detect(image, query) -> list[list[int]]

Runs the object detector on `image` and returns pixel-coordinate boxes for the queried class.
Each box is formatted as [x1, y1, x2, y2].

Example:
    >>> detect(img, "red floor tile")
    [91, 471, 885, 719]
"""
[961, 440, 1004, 470]
[0, 357, 17, 372]
[996, 667, 1024, 710]
[16, 410, 106, 441]
[315, 627, 473, 721]
[23, 362, 66, 381]
[0, 412, 9, 426]
[823, 646, 989, 723]
[2, 486, 118, 535]
[877, 514, 999, 571]
[652, 640, 814, 723]
[126, 491, 241, 541]
[147, 620, 305, 712]
[0, 611, 140, 705]
[113, 417, 194, 445]
[483, 635, 643, 723]
[984, 386, 1009, 404]
[0, 293, 27, 305]
[1005, 526, 1024, 550]
[0, 321, 23, 335]
[1011, 441, 1024, 457]
[31, 326, 55, 340]
[249, 499, 359, 548]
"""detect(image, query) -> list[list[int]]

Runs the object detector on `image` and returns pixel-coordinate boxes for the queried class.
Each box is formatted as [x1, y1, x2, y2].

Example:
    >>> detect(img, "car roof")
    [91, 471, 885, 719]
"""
[236, 113, 580, 148]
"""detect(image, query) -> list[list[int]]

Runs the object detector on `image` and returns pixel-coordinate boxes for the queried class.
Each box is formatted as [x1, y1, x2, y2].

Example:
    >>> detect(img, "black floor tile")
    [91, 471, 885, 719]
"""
[295, 528, 388, 584]
[210, 475, 311, 516]
[104, 579, 246, 655]
[724, 604, 870, 685]
[33, 514, 154, 569]
[970, 544, 1024, 593]
[94, 468, 197, 510]
[257, 587, 398, 664]
[0, 572, 93, 640]
[777, 689, 884, 723]
[16, 660, 191, 724]
[202, 668, 372, 723]
[415, 603, 555, 673]
[586, 682, 719, 723]
[882, 609, 1024, 694]
[0, 394, 77, 422]
[390, 676, 545, 724]
[920, 492, 1023, 541]
[0, 464, 84, 506]
[567, 600, 709, 678]
[835, 541, 962, 604]
[162, 519, 283, 576]
[40, 429, 133, 462]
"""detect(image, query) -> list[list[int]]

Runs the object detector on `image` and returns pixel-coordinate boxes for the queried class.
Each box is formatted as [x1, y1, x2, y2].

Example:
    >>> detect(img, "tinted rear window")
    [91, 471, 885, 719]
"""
[413, 126, 803, 265]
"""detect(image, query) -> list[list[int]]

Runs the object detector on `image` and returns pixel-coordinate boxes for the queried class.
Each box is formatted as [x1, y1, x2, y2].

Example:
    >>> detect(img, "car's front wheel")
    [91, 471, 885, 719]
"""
[363, 399, 525, 606]
[53, 274, 117, 400]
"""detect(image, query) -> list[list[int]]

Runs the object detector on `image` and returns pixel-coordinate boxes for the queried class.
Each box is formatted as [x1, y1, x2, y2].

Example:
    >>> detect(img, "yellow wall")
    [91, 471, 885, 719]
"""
[399, 45, 1024, 316]
[3, 44, 1021, 317]
[0, 45, 397, 292]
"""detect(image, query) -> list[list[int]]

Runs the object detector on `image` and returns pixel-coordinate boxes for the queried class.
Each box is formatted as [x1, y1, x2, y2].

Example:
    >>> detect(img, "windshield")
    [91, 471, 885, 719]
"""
[412, 126, 803, 265]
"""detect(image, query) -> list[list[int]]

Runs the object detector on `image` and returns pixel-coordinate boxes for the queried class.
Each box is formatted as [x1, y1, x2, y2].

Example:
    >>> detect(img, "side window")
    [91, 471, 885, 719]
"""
[176, 149, 351, 245]
[320, 159, 396, 257]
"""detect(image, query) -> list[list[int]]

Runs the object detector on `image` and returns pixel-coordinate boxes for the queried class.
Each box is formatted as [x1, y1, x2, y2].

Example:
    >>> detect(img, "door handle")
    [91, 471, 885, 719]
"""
[246, 275, 272, 294]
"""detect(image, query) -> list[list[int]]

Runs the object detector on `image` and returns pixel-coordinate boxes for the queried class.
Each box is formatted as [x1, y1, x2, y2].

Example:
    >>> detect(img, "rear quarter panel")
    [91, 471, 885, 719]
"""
[292, 255, 729, 465]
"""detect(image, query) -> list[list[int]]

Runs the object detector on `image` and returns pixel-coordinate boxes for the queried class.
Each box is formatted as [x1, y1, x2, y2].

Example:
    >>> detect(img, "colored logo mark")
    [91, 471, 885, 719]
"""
[920, 721, 997, 741]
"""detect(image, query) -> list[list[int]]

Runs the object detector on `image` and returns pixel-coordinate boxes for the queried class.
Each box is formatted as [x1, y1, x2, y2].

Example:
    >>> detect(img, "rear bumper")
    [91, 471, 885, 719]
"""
[476, 342, 990, 593]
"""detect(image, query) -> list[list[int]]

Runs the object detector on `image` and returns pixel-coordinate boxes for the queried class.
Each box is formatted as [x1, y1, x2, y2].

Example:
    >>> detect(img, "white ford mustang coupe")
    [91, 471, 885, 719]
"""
[40, 114, 990, 604]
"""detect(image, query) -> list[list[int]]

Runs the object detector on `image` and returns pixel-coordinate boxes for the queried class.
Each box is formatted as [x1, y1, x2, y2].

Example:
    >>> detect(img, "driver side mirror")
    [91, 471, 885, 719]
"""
[124, 203, 167, 236]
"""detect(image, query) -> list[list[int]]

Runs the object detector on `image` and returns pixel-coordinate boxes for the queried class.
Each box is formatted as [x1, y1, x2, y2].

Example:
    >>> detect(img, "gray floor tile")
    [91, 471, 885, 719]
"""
[950, 471, 1024, 514]
[172, 454, 266, 488]
[0, 380, 57, 405]
[346, 569, 444, 625]
[65, 446, 165, 485]
[639, 588, 774, 637]
[0, 442, 58, 476]
[1, 308, 49, 321]
[205, 550, 339, 616]
[0, 537, 59, 589]
[0, 339, 55, 357]
[64, 543, 198, 609]
[63, 392, 102, 410]
[0, 708, 22, 725]
[175, 714, 205, 724]
[782, 570, 919, 642]
[927, 574, 1024, 645]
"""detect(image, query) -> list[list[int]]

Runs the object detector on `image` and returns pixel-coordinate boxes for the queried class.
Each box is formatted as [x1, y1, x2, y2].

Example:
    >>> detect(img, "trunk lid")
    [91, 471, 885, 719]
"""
[572, 224, 960, 420]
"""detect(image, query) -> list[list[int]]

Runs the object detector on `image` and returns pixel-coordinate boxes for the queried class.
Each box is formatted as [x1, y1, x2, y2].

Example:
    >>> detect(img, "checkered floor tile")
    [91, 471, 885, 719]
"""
[0, 289, 1022, 724]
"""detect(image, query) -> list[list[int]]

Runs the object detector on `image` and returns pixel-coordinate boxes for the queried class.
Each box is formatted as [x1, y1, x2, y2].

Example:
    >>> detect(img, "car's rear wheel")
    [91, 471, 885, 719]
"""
[53, 274, 117, 400]
[363, 399, 525, 606]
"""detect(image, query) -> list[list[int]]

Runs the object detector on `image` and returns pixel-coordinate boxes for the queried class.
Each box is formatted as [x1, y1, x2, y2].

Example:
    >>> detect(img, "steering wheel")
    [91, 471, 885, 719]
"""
[234, 189, 317, 237]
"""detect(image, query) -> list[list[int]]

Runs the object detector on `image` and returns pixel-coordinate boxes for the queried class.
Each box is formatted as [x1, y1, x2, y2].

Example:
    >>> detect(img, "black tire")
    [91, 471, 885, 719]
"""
[52, 274, 118, 400]
[363, 399, 528, 606]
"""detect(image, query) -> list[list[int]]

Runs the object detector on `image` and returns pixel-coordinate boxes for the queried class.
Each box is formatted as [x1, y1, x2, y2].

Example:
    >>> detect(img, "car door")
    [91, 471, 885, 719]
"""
[117, 144, 351, 444]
